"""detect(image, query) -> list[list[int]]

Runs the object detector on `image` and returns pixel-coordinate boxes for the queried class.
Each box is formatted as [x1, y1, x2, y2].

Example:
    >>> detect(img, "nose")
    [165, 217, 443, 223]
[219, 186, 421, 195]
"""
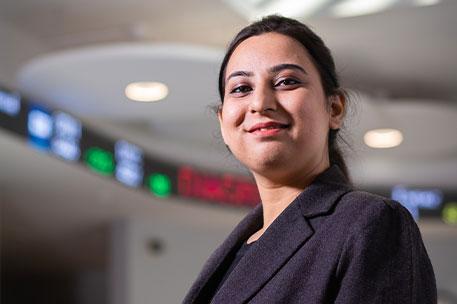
[249, 84, 277, 114]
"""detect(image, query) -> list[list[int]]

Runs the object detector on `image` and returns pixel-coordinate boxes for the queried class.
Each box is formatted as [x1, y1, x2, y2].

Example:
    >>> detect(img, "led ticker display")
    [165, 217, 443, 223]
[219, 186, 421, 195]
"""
[115, 140, 144, 187]
[391, 185, 443, 220]
[148, 173, 172, 197]
[177, 166, 260, 207]
[0, 88, 27, 136]
[26, 105, 83, 159]
[84, 147, 115, 176]
[442, 202, 457, 225]
[27, 105, 53, 151]
[52, 111, 82, 161]
[1, 85, 263, 208]
[0, 89, 20, 117]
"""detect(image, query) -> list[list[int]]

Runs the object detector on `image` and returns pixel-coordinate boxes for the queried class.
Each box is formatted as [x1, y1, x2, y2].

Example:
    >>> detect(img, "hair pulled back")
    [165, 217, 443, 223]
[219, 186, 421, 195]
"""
[218, 15, 350, 180]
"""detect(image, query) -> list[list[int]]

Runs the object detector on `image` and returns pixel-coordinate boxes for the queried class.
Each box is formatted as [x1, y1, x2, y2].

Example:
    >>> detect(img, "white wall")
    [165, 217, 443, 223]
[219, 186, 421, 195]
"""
[421, 223, 457, 298]
[108, 205, 247, 304]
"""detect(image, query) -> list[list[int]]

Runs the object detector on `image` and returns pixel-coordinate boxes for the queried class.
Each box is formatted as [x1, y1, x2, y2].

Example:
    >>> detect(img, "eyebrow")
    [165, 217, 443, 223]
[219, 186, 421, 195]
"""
[225, 63, 307, 82]
[226, 70, 253, 82]
[269, 63, 307, 75]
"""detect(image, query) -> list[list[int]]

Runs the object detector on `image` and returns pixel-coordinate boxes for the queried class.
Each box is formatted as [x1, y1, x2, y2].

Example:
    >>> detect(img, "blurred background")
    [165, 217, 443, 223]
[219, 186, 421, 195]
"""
[1, 0, 456, 303]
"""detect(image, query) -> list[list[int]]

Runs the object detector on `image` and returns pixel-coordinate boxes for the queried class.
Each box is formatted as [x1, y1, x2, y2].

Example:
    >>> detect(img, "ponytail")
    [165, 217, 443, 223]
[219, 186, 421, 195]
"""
[328, 129, 350, 183]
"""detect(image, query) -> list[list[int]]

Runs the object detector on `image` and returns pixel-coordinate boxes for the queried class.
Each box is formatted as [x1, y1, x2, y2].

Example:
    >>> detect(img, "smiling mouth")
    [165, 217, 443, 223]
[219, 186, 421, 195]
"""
[253, 125, 288, 132]
[248, 122, 290, 133]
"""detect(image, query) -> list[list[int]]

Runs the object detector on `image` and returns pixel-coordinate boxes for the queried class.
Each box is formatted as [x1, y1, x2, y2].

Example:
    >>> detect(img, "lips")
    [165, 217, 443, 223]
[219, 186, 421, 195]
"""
[247, 121, 289, 133]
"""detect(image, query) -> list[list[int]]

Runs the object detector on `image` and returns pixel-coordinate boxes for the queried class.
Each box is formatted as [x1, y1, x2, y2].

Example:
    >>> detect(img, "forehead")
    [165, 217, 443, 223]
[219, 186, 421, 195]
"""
[226, 32, 317, 75]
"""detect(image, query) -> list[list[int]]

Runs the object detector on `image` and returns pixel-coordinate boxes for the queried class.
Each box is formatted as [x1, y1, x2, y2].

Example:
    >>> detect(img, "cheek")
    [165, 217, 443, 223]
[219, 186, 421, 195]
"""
[220, 104, 244, 143]
[293, 103, 330, 142]
[221, 103, 244, 130]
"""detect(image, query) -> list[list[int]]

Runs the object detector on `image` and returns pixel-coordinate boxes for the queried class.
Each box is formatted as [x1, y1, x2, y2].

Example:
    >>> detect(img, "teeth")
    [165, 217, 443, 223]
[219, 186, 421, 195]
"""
[259, 126, 280, 131]
[251, 124, 288, 132]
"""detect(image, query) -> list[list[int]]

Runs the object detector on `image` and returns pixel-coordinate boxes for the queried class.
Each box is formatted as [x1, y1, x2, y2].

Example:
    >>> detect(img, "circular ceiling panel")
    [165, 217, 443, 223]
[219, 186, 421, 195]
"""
[17, 43, 223, 120]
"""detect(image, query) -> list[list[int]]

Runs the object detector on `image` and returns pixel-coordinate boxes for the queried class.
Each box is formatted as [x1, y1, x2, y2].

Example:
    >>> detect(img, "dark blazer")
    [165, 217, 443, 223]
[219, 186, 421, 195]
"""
[183, 165, 437, 303]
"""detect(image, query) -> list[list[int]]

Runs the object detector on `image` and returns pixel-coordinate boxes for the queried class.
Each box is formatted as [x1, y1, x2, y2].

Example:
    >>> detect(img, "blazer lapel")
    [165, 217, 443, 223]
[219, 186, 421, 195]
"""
[211, 197, 313, 304]
[211, 165, 352, 304]
[183, 204, 263, 304]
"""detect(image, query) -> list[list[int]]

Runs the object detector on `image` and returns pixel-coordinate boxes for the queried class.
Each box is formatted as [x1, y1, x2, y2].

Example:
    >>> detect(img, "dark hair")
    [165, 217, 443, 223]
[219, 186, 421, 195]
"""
[217, 15, 350, 181]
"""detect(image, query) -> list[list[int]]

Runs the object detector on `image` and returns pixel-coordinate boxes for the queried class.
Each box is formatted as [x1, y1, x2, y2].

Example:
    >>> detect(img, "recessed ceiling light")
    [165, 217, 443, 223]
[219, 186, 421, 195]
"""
[224, 0, 332, 20]
[414, 0, 440, 6]
[331, 0, 396, 17]
[364, 128, 403, 148]
[125, 82, 168, 102]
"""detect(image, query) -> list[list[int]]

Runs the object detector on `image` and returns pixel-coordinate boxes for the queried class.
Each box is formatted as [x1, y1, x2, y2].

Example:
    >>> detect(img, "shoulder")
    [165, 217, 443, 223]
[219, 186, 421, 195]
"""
[330, 189, 420, 253]
[333, 190, 437, 302]
[332, 190, 430, 273]
[339, 190, 402, 212]
[336, 190, 413, 227]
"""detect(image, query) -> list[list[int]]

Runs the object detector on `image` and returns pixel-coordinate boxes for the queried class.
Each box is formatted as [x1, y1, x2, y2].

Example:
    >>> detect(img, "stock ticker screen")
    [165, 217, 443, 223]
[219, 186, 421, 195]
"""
[0, 86, 260, 208]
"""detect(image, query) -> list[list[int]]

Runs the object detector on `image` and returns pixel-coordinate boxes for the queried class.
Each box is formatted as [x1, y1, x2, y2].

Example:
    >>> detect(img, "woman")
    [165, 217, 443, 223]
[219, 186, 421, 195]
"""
[183, 15, 436, 303]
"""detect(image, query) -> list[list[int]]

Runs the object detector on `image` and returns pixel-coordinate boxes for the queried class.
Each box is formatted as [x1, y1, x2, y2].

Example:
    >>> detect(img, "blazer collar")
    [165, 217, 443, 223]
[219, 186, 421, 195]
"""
[183, 165, 352, 304]
[211, 195, 312, 303]
[298, 164, 352, 218]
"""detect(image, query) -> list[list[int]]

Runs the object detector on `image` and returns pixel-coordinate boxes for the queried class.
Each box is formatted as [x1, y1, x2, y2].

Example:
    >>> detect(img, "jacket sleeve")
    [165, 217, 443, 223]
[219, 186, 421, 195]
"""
[334, 198, 437, 304]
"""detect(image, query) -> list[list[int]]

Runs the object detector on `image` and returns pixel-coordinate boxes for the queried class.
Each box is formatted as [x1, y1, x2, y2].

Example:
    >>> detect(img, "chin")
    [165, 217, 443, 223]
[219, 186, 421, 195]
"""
[244, 148, 290, 173]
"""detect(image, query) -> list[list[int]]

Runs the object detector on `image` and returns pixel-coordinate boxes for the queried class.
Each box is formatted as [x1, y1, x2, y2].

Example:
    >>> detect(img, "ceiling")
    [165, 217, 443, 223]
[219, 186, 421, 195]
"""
[1, 0, 456, 100]
[1, 0, 457, 274]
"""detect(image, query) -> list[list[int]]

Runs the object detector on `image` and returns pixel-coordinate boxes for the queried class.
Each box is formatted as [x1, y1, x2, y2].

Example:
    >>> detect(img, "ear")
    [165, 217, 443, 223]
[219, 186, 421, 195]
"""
[217, 107, 228, 145]
[329, 92, 345, 130]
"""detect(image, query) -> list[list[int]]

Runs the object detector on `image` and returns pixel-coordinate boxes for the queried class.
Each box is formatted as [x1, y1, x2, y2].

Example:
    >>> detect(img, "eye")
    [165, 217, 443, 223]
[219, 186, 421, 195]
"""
[275, 78, 301, 87]
[230, 85, 252, 95]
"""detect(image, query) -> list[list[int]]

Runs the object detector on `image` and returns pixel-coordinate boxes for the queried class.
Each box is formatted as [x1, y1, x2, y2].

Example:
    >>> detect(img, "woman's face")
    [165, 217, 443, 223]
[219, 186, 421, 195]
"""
[219, 32, 344, 180]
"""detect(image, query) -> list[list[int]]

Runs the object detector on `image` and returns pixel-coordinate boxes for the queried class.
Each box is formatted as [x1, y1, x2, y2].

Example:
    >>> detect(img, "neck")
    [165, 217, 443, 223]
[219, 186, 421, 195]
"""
[253, 160, 329, 233]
